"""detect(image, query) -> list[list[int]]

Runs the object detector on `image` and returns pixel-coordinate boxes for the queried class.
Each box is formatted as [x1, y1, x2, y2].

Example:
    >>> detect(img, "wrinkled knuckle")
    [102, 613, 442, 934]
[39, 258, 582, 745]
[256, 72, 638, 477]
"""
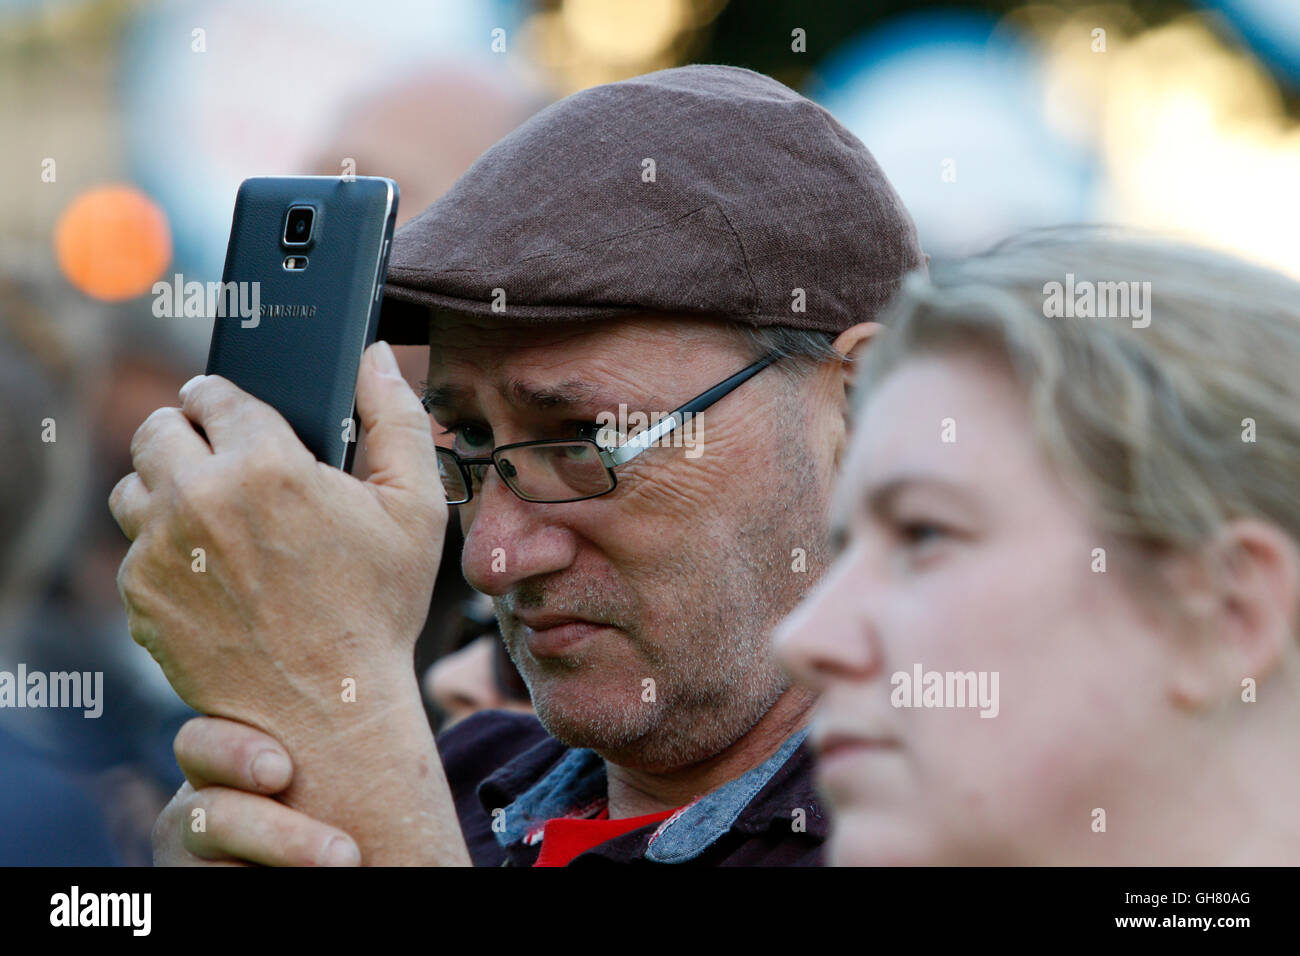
[240, 444, 290, 486]
[129, 408, 165, 460]
[107, 472, 131, 513]
[197, 382, 237, 417]
[115, 554, 140, 604]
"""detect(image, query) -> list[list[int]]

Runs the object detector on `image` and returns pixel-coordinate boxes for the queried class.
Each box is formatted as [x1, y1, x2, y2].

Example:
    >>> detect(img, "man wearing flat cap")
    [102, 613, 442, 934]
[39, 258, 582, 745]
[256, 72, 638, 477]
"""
[115, 65, 925, 866]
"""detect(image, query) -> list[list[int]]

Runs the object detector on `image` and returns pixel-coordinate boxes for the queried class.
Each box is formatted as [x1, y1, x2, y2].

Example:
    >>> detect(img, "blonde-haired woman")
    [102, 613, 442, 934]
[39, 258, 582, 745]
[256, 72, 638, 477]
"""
[774, 231, 1300, 865]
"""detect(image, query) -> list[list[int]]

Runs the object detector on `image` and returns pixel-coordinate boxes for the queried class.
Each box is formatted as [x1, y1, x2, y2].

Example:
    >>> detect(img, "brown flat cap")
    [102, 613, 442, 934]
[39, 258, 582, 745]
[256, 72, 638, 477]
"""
[377, 64, 925, 344]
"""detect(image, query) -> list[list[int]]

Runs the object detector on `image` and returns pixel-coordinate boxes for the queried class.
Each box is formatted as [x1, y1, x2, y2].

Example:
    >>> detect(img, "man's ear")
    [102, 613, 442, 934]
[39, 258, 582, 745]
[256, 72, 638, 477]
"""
[831, 321, 881, 391]
[824, 322, 881, 471]
[1164, 519, 1300, 710]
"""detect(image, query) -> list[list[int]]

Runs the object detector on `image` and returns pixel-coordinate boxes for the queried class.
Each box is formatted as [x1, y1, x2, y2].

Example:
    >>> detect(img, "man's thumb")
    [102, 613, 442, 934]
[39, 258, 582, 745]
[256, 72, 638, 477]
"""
[354, 341, 439, 498]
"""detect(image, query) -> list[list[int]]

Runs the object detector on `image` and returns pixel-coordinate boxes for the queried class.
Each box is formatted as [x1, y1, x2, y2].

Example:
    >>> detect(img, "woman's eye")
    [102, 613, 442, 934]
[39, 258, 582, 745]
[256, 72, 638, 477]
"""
[898, 521, 948, 547]
[889, 520, 953, 571]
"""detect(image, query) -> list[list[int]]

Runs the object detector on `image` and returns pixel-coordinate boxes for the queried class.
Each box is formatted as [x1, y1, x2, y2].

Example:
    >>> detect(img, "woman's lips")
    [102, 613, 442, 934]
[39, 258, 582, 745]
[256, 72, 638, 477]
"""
[813, 733, 900, 773]
[818, 736, 896, 758]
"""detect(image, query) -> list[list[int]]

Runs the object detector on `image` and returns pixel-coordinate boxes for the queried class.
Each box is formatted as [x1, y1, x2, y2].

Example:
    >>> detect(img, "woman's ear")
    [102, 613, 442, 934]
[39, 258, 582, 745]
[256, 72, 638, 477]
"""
[1165, 519, 1300, 710]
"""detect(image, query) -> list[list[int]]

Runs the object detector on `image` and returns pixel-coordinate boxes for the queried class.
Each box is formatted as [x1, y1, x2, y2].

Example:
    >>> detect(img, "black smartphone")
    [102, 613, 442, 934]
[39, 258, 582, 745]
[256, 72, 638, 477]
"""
[205, 175, 399, 472]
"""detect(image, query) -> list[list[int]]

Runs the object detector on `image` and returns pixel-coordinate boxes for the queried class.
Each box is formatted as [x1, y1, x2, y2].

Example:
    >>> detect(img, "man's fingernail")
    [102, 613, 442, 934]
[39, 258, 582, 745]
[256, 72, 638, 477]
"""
[250, 750, 290, 789]
[322, 836, 361, 867]
[372, 341, 400, 377]
[179, 374, 205, 399]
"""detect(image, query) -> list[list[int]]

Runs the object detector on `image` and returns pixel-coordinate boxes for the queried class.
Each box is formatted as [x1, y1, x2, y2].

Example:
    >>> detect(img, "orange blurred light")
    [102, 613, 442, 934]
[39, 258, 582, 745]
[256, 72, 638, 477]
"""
[54, 185, 172, 301]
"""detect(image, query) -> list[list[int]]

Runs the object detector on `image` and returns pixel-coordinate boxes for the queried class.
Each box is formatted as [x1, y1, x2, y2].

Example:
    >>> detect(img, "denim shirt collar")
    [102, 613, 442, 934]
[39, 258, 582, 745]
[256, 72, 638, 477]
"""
[479, 726, 818, 864]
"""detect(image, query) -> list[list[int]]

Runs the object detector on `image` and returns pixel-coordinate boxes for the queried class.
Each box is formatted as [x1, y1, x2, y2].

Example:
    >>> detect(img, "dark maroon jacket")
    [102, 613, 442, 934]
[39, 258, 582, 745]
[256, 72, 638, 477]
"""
[437, 710, 827, 866]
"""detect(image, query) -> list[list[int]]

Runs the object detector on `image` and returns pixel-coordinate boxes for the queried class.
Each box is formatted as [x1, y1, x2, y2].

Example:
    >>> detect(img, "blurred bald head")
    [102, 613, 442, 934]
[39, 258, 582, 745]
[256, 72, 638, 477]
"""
[309, 65, 546, 224]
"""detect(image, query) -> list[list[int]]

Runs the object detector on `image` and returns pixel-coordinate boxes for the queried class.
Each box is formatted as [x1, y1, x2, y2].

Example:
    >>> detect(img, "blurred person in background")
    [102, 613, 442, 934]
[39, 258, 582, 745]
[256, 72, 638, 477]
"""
[774, 230, 1300, 865]
[424, 591, 533, 731]
[0, 270, 120, 865]
[0, 266, 200, 865]
[307, 66, 550, 230]
[53, 320, 202, 864]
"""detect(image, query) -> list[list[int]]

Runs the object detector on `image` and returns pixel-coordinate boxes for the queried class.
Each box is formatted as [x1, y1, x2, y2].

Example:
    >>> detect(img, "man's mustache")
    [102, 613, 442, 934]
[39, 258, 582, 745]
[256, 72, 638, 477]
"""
[496, 584, 631, 635]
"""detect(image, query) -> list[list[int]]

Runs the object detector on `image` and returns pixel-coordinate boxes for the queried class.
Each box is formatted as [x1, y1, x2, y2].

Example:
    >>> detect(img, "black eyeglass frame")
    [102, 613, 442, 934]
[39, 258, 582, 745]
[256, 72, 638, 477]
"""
[432, 350, 782, 505]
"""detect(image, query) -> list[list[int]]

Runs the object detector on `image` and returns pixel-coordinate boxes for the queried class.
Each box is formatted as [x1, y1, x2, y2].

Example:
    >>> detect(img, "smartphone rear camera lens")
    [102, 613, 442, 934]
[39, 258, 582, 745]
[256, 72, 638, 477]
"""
[284, 206, 314, 246]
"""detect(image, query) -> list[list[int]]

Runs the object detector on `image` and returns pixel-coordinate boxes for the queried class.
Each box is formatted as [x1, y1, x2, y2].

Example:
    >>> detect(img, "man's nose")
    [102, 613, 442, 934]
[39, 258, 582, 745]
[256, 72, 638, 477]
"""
[771, 547, 884, 690]
[460, 470, 579, 595]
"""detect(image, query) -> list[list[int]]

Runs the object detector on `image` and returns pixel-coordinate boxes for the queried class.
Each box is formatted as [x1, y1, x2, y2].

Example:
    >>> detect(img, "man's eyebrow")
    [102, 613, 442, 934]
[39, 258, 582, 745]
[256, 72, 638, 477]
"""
[421, 382, 471, 410]
[420, 378, 626, 412]
[505, 378, 606, 409]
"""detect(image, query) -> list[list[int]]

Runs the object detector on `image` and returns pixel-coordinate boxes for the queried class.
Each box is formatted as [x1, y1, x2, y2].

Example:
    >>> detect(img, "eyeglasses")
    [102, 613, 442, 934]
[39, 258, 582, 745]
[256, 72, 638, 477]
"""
[431, 351, 781, 504]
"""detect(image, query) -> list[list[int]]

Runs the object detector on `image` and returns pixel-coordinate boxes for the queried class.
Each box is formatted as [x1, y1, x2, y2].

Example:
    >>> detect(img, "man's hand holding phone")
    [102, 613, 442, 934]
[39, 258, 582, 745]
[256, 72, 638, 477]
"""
[110, 342, 470, 865]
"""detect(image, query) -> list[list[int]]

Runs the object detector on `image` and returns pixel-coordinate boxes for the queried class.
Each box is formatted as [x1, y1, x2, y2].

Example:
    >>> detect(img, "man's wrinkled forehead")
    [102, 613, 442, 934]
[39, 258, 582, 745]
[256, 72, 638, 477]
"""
[424, 310, 743, 410]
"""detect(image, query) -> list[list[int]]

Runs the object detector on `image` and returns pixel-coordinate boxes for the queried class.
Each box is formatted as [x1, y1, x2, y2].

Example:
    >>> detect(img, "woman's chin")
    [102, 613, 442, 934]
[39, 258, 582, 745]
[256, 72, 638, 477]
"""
[827, 817, 939, 867]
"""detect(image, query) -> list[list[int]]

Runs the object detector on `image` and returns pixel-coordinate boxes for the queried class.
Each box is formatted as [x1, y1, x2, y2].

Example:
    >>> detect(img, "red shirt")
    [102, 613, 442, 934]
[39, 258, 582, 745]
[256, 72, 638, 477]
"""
[532, 806, 680, 867]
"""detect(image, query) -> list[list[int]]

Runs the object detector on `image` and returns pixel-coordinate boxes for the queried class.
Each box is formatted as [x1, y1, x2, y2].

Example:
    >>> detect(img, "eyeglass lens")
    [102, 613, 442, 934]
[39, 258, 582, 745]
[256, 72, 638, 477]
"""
[437, 443, 612, 503]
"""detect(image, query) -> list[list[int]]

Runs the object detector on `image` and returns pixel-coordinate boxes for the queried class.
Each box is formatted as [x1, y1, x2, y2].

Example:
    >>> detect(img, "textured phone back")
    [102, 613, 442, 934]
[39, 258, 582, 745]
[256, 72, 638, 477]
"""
[206, 176, 397, 470]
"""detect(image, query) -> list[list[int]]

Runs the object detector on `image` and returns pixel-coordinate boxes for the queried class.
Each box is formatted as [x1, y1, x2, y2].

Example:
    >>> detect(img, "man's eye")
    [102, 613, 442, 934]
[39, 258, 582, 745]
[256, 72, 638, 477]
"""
[448, 423, 492, 450]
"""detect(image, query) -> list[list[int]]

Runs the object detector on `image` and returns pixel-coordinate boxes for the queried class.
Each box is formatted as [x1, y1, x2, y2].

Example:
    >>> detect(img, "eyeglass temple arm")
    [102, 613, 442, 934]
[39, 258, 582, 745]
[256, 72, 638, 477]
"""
[602, 351, 780, 467]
